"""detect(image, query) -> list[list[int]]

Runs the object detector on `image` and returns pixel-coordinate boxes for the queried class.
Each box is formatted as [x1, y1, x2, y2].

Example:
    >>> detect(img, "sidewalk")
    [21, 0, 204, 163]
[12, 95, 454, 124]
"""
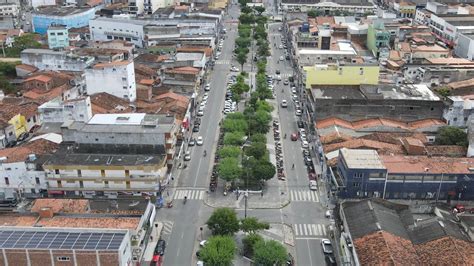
[141, 222, 164, 264]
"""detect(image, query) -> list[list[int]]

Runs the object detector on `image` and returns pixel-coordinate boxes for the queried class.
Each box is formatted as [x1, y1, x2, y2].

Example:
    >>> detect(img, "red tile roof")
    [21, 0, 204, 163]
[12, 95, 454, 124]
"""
[354, 231, 420, 266]
[16, 64, 38, 72]
[380, 155, 474, 174]
[25, 74, 52, 83]
[164, 66, 200, 75]
[324, 139, 404, 154]
[316, 117, 445, 131]
[90, 92, 132, 114]
[415, 236, 474, 265]
[0, 139, 58, 163]
[93, 60, 131, 69]
[31, 199, 89, 214]
[177, 47, 213, 57]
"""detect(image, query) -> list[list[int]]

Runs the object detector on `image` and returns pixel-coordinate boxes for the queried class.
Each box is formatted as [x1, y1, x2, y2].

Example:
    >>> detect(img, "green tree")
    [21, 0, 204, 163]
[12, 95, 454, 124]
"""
[227, 112, 246, 120]
[0, 76, 14, 94]
[199, 235, 236, 266]
[0, 62, 17, 76]
[236, 51, 248, 71]
[250, 133, 266, 143]
[207, 208, 240, 236]
[239, 13, 255, 24]
[240, 217, 270, 234]
[252, 160, 276, 181]
[253, 240, 288, 266]
[242, 233, 263, 257]
[238, 0, 251, 7]
[5, 33, 41, 57]
[248, 110, 271, 134]
[256, 100, 273, 113]
[434, 86, 451, 98]
[223, 117, 248, 133]
[436, 126, 468, 147]
[235, 37, 251, 48]
[218, 157, 242, 182]
[245, 142, 267, 160]
[224, 131, 246, 145]
[241, 6, 253, 14]
[218, 146, 241, 158]
[230, 79, 250, 103]
[307, 9, 324, 17]
[254, 6, 265, 15]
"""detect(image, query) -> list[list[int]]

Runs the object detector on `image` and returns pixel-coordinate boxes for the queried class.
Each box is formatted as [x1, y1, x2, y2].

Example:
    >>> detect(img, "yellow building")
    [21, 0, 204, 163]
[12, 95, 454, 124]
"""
[8, 114, 27, 138]
[304, 62, 380, 88]
[208, 0, 229, 9]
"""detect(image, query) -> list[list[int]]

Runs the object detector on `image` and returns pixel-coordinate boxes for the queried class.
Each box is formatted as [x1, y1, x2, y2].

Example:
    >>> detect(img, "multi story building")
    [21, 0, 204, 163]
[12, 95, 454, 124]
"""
[280, 0, 376, 15]
[0, 3, 18, 17]
[31, 0, 56, 8]
[85, 61, 136, 102]
[129, 0, 172, 15]
[47, 25, 69, 50]
[443, 95, 474, 127]
[32, 6, 97, 35]
[0, 139, 58, 200]
[403, 58, 474, 86]
[43, 113, 178, 197]
[304, 59, 379, 88]
[429, 14, 474, 47]
[0, 98, 40, 147]
[21, 49, 95, 72]
[367, 20, 390, 59]
[335, 148, 474, 200]
[393, 1, 416, 18]
[38, 97, 93, 124]
[455, 33, 474, 60]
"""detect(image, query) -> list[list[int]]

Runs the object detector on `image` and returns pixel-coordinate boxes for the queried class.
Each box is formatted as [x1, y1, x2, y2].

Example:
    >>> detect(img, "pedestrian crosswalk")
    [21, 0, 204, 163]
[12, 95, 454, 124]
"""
[289, 190, 319, 202]
[162, 221, 174, 235]
[173, 189, 205, 200]
[215, 60, 231, 65]
[280, 73, 292, 78]
[294, 224, 327, 237]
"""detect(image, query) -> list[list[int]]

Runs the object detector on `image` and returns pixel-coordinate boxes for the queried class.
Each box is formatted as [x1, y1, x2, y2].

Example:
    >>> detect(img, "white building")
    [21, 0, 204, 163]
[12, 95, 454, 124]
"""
[85, 61, 136, 102]
[38, 96, 93, 124]
[0, 139, 59, 199]
[0, 3, 19, 17]
[89, 17, 146, 48]
[455, 33, 474, 61]
[175, 52, 207, 68]
[20, 49, 95, 71]
[31, 0, 56, 8]
[429, 14, 474, 47]
[443, 96, 474, 128]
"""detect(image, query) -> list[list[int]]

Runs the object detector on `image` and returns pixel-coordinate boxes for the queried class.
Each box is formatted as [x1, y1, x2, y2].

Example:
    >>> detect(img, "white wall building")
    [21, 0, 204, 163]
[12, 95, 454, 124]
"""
[85, 61, 136, 102]
[31, 0, 56, 8]
[175, 52, 207, 68]
[443, 96, 474, 128]
[20, 49, 95, 71]
[89, 17, 146, 48]
[455, 33, 474, 61]
[0, 3, 19, 17]
[39, 96, 93, 124]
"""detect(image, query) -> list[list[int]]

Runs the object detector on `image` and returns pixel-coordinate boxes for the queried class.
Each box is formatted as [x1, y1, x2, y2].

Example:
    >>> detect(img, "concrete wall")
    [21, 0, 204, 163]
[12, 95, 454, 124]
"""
[47, 28, 70, 49]
[89, 19, 145, 48]
[0, 160, 47, 199]
[32, 8, 97, 35]
[39, 97, 92, 124]
[455, 33, 474, 60]
[85, 61, 136, 102]
[21, 50, 94, 71]
[313, 98, 445, 122]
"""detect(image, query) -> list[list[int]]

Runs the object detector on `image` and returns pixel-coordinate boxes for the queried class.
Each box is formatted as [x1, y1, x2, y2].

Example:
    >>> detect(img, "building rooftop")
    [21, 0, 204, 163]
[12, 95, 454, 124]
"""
[339, 148, 386, 169]
[92, 60, 132, 69]
[175, 52, 204, 62]
[311, 84, 440, 101]
[316, 117, 445, 131]
[44, 146, 166, 167]
[448, 78, 474, 90]
[90, 92, 133, 114]
[35, 6, 94, 16]
[0, 139, 58, 163]
[380, 155, 474, 174]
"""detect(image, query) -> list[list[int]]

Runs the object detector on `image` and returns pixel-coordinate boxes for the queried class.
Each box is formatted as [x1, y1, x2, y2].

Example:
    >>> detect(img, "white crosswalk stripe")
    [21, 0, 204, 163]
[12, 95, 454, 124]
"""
[289, 190, 319, 202]
[294, 224, 327, 237]
[215, 60, 231, 65]
[162, 221, 174, 235]
[173, 189, 205, 200]
[280, 73, 292, 78]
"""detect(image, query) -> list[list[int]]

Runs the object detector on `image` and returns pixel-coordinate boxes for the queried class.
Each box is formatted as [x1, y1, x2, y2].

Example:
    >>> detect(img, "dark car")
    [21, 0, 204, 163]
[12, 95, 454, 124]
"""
[193, 125, 200, 132]
[154, 239, 166, 256]
[297, 121, 304, 128]
[304, 156, 313, 166]
[286, 253, 295, 265]
[275, 70, 280, 74]
[17, 132, 29, 142]
[189, 138, 196, 146]
[325, 254, 337, 266]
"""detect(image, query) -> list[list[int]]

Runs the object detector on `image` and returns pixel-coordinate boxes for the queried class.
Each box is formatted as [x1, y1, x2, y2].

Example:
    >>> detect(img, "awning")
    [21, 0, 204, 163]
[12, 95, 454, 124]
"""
[47, 190, 64, 195]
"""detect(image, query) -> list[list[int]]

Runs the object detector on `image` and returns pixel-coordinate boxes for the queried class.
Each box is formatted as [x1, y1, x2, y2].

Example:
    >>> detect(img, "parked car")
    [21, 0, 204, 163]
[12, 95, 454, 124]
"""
[230, 66, 240, 72]
[295, 109, 302, 116]
[154, 240, 166, 256]
[302, 140, 309, 149]
[184, 151, 191, 161]
[283, 79, 289, 85]
[321, 239, 333, 254]
[304, 156, 312, 166]
[193, 125, 200, 132]
[281, 100, 288, 108]
[189, 138, 196, 146]
[275, 69, 280, 74]
[297, 121, 304, 128]
[196, 136, 203, 146]
[309, 180, 317, 191]
[290, 133, 298, 141]
[197, 110, 204, 116]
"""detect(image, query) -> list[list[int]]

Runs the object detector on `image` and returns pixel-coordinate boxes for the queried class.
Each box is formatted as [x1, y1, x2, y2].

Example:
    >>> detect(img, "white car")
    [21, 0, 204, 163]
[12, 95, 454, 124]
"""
[230, 66, 240, 72]
[197, 110, 204, 116]
[276, 75, 282, 81]
[204, 84, 211, 91]
[291, 88, 297, 94]
[203, 95, 209, 101]
[200, 240, 207, 247]
[295, 109, 302, 116]
[321, 239, 333, 254]
[279, 44, 283, 49]
[302, 140, 309, 149]
[281, 100, 288, 108]
[279, 56, 284, 61]
[309, 180, 317, 191]
[196, 136, 203, 146]
[184, 151, 191, 161]
[200, 102, 206, 108]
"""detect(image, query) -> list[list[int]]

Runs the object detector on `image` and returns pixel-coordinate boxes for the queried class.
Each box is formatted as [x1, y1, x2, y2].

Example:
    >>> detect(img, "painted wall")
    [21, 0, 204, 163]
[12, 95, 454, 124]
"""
[33, 8, 97, 35]
[304, 64, 379, 87]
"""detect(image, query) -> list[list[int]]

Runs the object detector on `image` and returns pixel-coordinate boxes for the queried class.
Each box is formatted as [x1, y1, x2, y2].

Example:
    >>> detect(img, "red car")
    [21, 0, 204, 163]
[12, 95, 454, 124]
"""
[290, 133, 298, 141]
[151, 254, 162, 266]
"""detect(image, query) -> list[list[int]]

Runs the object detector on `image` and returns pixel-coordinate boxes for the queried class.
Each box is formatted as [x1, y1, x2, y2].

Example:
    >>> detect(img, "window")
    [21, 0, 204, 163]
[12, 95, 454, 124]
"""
[107, 35, 112, 40]
[35, 177, 40, 185]
[55, 169, 59, 174]
[4, 177, 9, 185]
[57, 257, 70, 262]
[359, 68, 364, 75]
[354, 173, 363, 178]
[104, 181, 109, 188]
[33, 116, 36, 123]
[8, 132, 12, 136]
[353, 182, 360, 187]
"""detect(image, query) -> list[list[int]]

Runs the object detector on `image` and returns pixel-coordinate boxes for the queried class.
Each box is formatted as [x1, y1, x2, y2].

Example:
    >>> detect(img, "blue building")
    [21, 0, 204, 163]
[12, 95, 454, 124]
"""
[47, 25, 69, 49]
[33, 7, 97, 35]
[335, 148, 474, 201]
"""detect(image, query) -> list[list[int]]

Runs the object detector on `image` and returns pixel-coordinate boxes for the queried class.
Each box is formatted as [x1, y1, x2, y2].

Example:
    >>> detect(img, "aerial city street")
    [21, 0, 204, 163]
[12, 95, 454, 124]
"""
[0, 0, 473, 264]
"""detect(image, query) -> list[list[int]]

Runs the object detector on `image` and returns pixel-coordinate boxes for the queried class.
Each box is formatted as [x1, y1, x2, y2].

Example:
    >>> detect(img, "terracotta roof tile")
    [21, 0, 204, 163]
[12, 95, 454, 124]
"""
[24, 84, 66, 103]
[177, 47, 213, 57]
[380, 155, 474, 174]
[155, 91, 189, 104]
[0, 215, 37, 226]
[16, 64, 38, 72]
[316, 117, 446, 131]
[354, 231, 420, 266]
[448, 78, 474, 90]
[31, 199, 89, 213]
[90, 92, 132, 114]
[415, 236, 474, 265]
[324, 139, 404, 154]
[0, 99, 39, 122]
[320, 132, 353, 144]
[164, 66, 200, 75]
[38, 217, 140, 230]
[93, 60, 131, 69]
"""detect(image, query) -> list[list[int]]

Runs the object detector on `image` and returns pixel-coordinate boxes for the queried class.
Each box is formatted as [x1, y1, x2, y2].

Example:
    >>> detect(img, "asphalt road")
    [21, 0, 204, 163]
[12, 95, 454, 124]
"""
[157, 3, 332, 265]
[158, 4, 241, 266]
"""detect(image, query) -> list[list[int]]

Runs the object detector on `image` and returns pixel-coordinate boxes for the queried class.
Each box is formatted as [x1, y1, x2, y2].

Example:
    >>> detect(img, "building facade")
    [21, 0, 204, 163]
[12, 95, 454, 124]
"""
[335, 148, 474, 200]
[38, 97, 93, 124]
[47, 25, 69, 50]
[304, 62, 379, 88]
[455, 33, 474, 60]
[21, 49, 94, 72]
[89, 17, 146, 48]
[33, 7, 97, 35]
[0, 3, 19, 17]
[85, 61, 136, 102]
